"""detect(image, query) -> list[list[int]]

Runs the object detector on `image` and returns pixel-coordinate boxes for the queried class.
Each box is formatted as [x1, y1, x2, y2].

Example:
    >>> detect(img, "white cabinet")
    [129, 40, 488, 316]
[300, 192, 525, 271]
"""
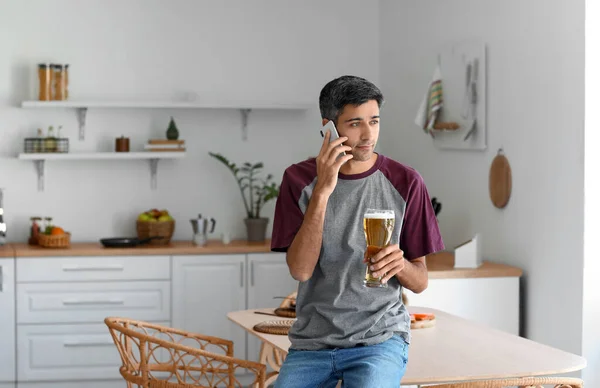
[172, 255, 247, 359]
[405, 277, 520, 335]
[0, 258, 15, 383]
[15, 256, 171, 385]
[171, 253, 296, 362]
[246, 253, 297, 362]
[18, 323, 122, 381]
[17, 281, 170, 324]
[16, 256, 170, 283]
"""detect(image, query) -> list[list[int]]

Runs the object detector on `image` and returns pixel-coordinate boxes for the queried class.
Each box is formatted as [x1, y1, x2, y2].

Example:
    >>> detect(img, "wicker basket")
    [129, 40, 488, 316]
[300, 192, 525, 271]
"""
[136, 220, 175, 245]
[38, 232, 71, 248]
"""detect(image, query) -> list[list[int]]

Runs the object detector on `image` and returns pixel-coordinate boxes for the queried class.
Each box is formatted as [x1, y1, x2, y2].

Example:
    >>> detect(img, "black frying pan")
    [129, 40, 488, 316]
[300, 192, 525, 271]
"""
[100, 236, 163, 248]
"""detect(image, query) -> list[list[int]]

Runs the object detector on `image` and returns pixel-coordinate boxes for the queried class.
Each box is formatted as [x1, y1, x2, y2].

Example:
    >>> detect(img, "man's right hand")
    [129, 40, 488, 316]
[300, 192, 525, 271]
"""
[314, 129, 353, 198]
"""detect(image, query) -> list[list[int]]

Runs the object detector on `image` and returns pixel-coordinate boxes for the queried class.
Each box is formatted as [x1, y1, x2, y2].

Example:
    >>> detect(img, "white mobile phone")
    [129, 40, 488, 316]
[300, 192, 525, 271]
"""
[320, 121, 346, 156]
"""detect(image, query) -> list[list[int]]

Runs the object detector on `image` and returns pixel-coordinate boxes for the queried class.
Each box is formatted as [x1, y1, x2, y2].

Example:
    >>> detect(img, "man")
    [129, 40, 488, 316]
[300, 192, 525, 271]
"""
[270, 75, 444, 387]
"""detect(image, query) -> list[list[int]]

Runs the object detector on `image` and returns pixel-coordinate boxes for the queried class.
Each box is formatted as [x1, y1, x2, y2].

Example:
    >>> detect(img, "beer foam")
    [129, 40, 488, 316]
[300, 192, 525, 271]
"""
[364, 211, 394, 219]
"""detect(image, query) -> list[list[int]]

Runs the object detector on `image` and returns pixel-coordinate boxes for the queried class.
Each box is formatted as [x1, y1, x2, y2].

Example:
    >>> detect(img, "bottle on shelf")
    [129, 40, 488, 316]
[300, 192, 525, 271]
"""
[45, 125, 57, 152]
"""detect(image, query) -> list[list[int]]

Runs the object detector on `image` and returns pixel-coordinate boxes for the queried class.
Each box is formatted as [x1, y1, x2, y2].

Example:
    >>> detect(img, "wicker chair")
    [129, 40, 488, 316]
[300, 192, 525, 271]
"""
[105, 317, 266, 388]
[423, 376, 583, 388]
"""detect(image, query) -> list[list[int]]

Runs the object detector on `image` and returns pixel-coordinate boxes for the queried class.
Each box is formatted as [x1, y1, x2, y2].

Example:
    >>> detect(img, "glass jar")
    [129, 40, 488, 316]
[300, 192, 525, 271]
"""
[38, 63, 52, 101]
[52, 64, 64, 100]
[29, 217, 41, 245]
[43, 217, 53, 234]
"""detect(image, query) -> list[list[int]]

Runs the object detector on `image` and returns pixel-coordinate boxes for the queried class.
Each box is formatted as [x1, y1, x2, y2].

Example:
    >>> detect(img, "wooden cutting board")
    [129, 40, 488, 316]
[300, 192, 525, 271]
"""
[489, 149, 512, 208]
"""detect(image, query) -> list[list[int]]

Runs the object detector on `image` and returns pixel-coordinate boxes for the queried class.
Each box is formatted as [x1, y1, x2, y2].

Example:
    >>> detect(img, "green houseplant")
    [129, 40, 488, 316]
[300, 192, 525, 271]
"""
[209, 152, 279, 242]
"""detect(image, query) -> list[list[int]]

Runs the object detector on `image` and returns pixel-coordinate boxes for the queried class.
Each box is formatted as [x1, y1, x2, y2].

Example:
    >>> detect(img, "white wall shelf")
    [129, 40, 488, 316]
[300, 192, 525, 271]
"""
[18, 152, 185, 191]
[20, 100, 312, 141]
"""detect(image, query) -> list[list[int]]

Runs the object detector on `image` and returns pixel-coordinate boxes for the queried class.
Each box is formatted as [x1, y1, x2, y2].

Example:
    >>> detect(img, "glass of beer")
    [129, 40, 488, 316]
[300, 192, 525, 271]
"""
[363, 208, 395, 288]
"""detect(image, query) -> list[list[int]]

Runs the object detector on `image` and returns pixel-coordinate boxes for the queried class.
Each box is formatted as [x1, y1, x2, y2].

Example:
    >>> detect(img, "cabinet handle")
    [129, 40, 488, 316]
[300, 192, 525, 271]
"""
[64, 340, 114, 347]
[251, 262, 255, 287]
[240, 262, 244, 287]
[0, 266, 3, 292]
[63, 299, 124, 306]
[62, 265, 124, 272]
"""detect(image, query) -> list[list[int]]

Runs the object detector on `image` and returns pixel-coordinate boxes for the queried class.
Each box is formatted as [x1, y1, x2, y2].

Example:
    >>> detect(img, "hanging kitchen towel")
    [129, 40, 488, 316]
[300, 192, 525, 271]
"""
[414, 65, 443, 135]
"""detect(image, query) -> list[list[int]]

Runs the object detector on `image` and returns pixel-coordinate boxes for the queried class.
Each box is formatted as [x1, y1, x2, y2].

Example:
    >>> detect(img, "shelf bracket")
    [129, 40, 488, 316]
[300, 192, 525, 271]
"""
[240, 109, 251, 141]
[149, 158, 159, 190]
[76, 108, 87, 141]
[34, 160, 45, 191]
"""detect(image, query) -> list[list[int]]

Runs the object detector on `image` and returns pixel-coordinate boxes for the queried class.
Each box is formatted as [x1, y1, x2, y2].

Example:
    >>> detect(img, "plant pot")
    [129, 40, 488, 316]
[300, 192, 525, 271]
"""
[244, 217, 269, 242]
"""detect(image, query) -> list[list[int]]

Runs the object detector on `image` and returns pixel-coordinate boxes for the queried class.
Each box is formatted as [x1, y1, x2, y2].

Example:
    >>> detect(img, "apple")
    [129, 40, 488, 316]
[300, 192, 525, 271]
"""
[158, 215, 172, 222]
[138, 213, 151, 222]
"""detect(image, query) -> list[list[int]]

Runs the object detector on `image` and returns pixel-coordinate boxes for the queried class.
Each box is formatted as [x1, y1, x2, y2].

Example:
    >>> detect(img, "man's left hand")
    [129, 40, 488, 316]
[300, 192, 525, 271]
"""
[363, 244, 405, 284]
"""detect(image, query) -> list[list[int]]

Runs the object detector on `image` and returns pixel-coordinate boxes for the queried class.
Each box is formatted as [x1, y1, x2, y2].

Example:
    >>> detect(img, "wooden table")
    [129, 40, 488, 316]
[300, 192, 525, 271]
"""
[227, 306, 586, 386]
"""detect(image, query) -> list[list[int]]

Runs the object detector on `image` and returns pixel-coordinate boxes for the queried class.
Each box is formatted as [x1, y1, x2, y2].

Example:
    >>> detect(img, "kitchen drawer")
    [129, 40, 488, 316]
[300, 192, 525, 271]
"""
[16, 256, 170, 283]
[17, 322, 169, 382]
[17, 281, 170, 324]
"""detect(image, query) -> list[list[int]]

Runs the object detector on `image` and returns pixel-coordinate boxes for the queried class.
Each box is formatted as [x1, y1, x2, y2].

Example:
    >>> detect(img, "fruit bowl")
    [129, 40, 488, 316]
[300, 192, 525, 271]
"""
[38, 232, 71, 248]
[136, 209, 175, 245]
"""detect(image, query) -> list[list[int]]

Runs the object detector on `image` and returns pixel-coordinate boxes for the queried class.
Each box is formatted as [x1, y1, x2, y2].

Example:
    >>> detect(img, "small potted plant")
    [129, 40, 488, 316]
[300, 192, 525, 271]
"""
[209, 152, 279, 242]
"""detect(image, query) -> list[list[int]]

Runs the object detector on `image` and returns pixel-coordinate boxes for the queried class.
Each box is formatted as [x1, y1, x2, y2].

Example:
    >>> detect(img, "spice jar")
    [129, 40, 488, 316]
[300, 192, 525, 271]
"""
[38, 63, 52, 101]
[52, 64, 65, 100]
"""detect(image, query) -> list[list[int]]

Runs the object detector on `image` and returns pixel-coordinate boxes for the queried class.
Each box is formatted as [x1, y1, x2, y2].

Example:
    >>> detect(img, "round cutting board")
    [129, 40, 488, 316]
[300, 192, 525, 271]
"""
[489, 149, 512, 208]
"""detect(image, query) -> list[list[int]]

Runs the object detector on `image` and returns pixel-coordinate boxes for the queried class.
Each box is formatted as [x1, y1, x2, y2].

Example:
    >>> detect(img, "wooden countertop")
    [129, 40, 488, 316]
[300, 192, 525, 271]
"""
[0, 244, 15, 257]
[6, 241, 521, 278]
[9, 239, 272, 257]
[425, 251, 523, 279]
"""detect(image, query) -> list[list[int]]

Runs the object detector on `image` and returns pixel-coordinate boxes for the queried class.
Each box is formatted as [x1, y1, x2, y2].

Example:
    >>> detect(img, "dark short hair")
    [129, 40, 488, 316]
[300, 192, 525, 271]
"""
[319, 75, 384, 123]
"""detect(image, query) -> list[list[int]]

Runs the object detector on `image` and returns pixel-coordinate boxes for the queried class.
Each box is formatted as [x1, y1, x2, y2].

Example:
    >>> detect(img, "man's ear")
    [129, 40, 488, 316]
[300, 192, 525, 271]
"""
[322, 118, 329, 126]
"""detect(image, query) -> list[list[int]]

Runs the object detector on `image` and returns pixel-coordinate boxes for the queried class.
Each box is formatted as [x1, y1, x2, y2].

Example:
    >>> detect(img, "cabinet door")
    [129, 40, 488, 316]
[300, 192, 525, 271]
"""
[405, 277, 520, 335]
[246, 253, 298, 362]
[0, 258, 15, 382]
[17, 281, 170, 324]
[172, 255, 246, 359]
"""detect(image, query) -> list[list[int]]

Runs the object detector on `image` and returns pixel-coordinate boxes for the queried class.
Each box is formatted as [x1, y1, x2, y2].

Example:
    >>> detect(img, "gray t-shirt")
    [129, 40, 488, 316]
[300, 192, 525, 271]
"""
[271, 154, 444, 350]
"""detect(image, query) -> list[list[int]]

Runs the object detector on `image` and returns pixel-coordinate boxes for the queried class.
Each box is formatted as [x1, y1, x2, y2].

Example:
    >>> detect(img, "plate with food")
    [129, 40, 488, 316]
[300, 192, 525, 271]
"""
[410, 312, 436, 329]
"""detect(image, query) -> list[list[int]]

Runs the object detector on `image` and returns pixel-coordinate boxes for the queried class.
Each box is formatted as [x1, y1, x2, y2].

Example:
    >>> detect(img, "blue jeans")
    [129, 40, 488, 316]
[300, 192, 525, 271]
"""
[273, 334, 409, 388]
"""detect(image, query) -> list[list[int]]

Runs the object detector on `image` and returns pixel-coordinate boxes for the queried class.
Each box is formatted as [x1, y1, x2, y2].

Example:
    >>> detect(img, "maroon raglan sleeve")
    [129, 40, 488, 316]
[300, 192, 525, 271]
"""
[271, 168, 305, 252]
[400, 173, 444, 260]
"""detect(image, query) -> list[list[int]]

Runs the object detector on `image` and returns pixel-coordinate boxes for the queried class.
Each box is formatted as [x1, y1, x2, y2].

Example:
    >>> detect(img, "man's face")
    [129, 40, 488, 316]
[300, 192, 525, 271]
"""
[332, 99, 380, 162]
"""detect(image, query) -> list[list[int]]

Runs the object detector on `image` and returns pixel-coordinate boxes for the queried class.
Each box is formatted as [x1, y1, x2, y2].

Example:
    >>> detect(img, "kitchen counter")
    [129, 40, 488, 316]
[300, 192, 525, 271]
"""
[425, 251, 522, 279]
[7, 241, 522, 279]
[0, 244, 14, 257]
[9, 239, 272, 257]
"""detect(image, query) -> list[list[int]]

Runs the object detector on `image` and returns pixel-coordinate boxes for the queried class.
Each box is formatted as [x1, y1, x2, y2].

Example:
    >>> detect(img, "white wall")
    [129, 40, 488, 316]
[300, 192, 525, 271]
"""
[0, 0, 379, 242]
[379, 0, 584, 356]
[583, 0, 599, 385]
